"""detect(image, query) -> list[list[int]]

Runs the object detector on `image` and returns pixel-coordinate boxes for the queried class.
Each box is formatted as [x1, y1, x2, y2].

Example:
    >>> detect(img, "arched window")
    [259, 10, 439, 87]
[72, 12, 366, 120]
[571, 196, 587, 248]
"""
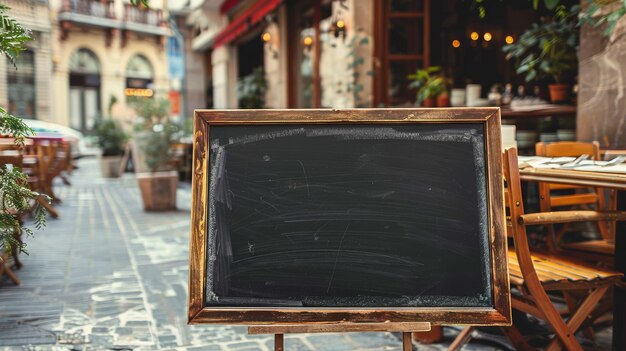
[7, 50, 36, 118]
[69, 48, 101, 131]
[125, 55, 154, 98]
[126, 55, 153, 80]
[69, 48, 100, 74]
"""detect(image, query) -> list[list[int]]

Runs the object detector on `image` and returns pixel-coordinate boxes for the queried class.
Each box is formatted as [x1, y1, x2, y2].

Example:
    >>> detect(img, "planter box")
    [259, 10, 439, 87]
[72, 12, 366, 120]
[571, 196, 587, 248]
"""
[100, 156, 123, 178]
[136, 171, 178, 211]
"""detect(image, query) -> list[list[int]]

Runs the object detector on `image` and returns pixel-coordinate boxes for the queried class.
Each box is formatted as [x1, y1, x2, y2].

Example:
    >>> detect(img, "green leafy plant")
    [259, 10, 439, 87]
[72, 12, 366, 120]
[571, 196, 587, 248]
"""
[469, 0, 565, 18]
[132, 96, 169, 130]
[345, 30, 373, 107]
[0, 6, 47, 254]
[0, 148, 47, 254]
[580, 0, 626, 37]
[0, 4, 32, 68]
[132, 97, 180, 172]
[129, 0, 150, 8]
[92, 118, 128, 157]
[237, 67, 267, 109]
[142, 121, 179, 172]
[502, 6, 579, 83]
[407, 66, 447, 105]
[331, 29, 373, 107]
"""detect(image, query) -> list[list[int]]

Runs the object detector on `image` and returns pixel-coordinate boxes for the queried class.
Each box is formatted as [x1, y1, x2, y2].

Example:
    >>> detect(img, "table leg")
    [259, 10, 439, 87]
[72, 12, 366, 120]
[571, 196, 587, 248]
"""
[613, 190, 626, 350]
[274, 333, 284, 351]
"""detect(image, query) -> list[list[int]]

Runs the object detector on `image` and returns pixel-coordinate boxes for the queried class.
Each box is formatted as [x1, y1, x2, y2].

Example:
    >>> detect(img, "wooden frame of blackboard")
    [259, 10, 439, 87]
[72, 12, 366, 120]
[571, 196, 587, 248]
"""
[188, 108, 511, 326]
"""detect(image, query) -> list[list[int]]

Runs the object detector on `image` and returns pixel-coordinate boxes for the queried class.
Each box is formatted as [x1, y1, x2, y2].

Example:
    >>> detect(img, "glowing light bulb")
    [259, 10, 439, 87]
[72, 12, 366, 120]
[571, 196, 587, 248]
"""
[303, 35, 313, 46]
[470, 32, 479, 41]
[452, 39, 461, 48]
[336, 19, 345, 28]
[483, 32, 492, 42]
[262, 32, 271, 42]
[505, 35, 514, 44]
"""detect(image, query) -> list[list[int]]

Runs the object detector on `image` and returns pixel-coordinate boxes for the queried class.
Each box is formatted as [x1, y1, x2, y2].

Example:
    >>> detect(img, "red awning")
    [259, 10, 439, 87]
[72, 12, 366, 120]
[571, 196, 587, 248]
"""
[220, 0, 242, 14]
[213, 0, 282, 48]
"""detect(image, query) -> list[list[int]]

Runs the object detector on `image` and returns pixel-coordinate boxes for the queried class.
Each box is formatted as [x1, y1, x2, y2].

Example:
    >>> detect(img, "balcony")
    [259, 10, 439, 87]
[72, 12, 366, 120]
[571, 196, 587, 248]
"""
[58, 1, 171, 46]
[123, 4, 170, 37]
[58, 0, 121, 30]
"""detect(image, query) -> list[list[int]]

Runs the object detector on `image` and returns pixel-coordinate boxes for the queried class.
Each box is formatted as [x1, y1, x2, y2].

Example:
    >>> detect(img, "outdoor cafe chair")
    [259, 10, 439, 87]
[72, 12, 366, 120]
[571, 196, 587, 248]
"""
[0, 139, 58, 218]
[450, 148, 624, 351]
[535, 141, 615, 266]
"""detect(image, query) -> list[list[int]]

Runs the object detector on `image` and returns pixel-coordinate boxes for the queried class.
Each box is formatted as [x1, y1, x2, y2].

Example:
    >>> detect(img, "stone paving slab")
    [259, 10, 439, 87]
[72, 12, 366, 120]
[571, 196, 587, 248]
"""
[0, 158, 613, 350]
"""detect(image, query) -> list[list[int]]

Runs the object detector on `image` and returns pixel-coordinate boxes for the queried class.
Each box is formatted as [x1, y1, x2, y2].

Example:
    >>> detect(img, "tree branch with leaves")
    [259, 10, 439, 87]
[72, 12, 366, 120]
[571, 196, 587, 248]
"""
[0, 5, 48, 254]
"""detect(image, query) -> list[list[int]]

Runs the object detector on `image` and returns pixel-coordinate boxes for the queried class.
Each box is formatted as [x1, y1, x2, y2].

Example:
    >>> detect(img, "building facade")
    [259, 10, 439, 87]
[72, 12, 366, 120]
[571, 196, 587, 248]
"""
[186, 0, 428, 110]
[185, 0, 559, 111]
[49, 0, 171, 131]
[0, 0, 53, 121]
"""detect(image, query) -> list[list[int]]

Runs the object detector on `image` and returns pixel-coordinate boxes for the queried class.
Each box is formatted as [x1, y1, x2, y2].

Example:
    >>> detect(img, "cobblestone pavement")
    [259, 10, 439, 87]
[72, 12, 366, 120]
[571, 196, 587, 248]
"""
[0, 158, 613, 350]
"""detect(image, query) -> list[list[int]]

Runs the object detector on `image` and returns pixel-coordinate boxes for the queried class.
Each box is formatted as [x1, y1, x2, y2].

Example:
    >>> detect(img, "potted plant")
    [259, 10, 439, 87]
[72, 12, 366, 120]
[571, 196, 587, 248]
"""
[92, 118, 128, 178]
[132, 97, 180, 211]
[237, 67, 267, 109]
[408, 66, 447, 107]
[503, 6, 579, 103]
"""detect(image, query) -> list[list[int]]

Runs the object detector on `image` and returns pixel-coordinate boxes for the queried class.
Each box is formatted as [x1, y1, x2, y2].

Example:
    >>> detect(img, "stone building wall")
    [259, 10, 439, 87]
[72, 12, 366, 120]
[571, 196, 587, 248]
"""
[578, 15, 626, 148]
[48, 0, 170, 129]
[0, 0, 52, 121]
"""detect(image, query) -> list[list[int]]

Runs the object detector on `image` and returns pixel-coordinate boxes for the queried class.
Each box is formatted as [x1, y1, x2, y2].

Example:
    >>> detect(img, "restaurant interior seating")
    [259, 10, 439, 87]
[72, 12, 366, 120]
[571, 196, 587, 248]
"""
[450, 148, 625, 351]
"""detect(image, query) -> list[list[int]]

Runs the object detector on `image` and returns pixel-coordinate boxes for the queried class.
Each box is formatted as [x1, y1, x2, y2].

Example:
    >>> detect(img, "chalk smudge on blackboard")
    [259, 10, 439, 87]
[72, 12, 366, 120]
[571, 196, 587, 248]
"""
[211, 128, 307, 150]
[296, 160, 311, 197]
[326, 222, 350, 293]
[207, 146, 234, 301]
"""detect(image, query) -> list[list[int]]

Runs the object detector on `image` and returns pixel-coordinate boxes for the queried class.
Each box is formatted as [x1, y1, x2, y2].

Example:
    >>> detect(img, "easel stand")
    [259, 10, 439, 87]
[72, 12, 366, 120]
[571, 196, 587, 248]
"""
[248, 322, 431, 351]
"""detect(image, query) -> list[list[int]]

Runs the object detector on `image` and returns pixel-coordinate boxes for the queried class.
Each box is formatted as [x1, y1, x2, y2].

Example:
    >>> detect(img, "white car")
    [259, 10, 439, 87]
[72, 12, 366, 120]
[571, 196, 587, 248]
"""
[21, 119, 98, 159]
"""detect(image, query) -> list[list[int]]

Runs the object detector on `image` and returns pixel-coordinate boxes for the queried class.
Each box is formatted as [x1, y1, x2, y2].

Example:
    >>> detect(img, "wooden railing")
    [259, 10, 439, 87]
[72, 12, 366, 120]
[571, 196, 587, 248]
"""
[124, 4, 165, 27]
[60, 0, 116, 19]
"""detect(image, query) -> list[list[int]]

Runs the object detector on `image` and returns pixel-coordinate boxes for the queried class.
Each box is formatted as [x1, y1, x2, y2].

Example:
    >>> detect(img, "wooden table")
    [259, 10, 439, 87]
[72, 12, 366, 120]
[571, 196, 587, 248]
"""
[519, 167, 626, 350]
[501, 105, 576, 119]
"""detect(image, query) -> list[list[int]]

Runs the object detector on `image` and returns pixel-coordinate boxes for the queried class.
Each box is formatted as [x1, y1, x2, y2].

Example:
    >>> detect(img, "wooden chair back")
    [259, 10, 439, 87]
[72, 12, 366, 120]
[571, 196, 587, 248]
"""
[535, 141, 612, 245]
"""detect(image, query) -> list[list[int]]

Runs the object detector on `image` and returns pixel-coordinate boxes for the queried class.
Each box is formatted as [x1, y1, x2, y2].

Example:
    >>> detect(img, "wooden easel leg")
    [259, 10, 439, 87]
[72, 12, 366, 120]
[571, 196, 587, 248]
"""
[402, 332, 412, 351]
[274, 333, 284, 351]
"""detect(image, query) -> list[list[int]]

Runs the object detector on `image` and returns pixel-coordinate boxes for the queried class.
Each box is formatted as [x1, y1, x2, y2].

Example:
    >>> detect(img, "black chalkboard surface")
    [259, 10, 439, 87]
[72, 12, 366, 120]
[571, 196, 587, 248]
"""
[207, 123, 489, 307]
[188, 109, 510, 326]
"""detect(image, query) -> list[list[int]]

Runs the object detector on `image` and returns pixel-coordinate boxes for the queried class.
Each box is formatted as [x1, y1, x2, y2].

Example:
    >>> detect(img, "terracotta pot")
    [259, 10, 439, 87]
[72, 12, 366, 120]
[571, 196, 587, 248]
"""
[136, 171, 178, 211]
[100, 155, 123, 178]
[422, 98, 436, 107]
[436, 94, 450, 107]
[548, 84, 569, 103]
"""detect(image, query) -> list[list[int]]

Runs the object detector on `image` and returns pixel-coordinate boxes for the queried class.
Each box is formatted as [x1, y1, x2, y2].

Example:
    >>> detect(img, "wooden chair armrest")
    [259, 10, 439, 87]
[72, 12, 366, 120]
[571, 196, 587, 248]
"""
[519, 210, 626, 225]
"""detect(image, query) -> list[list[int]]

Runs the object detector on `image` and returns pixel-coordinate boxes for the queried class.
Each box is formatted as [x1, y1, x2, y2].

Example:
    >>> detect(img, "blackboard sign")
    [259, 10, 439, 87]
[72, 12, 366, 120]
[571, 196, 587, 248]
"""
[188, 109, 510, 326]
